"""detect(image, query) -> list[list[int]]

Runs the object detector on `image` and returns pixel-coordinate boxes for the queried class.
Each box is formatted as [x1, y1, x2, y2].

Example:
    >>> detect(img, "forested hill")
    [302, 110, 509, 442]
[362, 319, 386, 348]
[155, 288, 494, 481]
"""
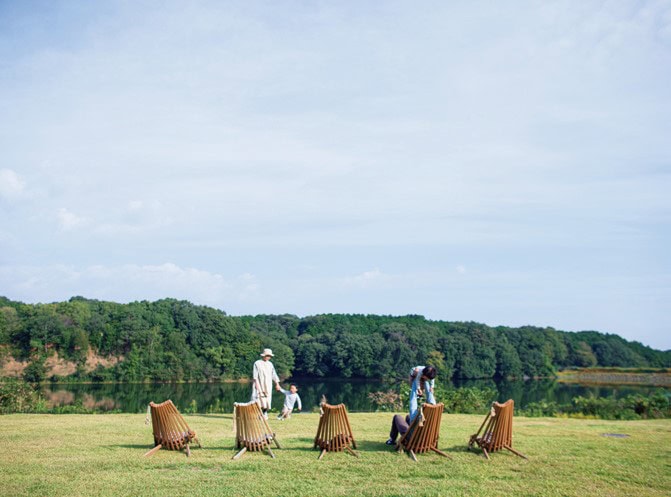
[1, 296, 669, 382]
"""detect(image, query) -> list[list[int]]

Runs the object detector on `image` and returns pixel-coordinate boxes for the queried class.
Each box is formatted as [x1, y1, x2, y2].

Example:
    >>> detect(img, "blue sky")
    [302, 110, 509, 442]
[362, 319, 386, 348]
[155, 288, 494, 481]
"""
[0, 1, 669, 350]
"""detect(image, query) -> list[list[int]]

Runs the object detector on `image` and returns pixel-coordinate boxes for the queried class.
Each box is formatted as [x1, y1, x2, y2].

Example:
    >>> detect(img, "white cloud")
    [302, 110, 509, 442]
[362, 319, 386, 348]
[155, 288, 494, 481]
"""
[57, 208, 87, 231]
[89, 199, 172, 236]
[127, 200, 144, 211]
[342, 268, 394, 289]
[0, 263, 258, 310]
[0, 169, 25, 200]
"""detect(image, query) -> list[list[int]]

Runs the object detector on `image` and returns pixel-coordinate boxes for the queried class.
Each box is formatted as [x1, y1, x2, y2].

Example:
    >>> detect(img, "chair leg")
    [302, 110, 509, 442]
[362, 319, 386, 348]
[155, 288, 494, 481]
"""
[430, 447, 452, 459]
[143, 444, 162, 457]
[232, 447, 247, 460]
[482, 448, 490, 460]
[266, 446, 276, 459]
[505, 445, 528, 460]
[344, 446, 359, 458]
[409, 450, 418, 462]
[318, 449, 327, 460]
[185, 444, 191, 457]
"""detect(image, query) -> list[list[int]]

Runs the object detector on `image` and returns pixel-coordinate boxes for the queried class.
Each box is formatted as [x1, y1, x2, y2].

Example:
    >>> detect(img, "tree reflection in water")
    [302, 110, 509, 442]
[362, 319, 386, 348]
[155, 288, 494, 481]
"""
[40, 378, 663, 414]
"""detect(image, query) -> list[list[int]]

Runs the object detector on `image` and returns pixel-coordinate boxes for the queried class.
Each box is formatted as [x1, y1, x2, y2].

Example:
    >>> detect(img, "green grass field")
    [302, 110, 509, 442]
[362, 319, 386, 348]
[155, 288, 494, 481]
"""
[2, 412, 669, 497]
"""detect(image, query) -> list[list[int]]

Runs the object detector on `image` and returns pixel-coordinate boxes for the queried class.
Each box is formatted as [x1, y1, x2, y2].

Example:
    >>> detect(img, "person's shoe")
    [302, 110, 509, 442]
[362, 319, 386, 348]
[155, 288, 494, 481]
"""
[276, 416, 282, 420]
[385, 438, 395, 445]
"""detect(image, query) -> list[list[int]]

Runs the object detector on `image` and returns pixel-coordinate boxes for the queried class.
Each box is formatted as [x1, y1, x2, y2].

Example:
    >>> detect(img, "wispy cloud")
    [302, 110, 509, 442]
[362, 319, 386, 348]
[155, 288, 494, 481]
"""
[0, 169, 25, 200]
[341, 268, 394, 289]
[0, 263, 259, 309]
[56, 208, 87, 231]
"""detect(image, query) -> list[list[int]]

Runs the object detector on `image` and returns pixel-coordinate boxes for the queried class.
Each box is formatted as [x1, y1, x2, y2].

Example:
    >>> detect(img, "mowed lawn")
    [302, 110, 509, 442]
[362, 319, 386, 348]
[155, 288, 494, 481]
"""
[1, 412, 669, 497]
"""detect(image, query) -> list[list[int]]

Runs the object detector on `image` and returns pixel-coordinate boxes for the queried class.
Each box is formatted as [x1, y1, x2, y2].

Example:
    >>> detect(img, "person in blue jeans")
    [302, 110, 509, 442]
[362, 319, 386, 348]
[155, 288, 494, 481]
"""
[386, 365, 437, 445]
[408, 365, 436, 421]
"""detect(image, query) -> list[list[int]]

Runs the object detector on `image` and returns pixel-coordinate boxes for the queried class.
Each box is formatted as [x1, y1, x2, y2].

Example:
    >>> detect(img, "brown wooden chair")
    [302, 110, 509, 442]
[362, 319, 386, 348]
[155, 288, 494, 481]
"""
[468, 399, 527, 460]
[397, 402, 450, 462]
[232, 401, 281, 459]
[313, 402, 358, 459]
[143, 400, 200, 457]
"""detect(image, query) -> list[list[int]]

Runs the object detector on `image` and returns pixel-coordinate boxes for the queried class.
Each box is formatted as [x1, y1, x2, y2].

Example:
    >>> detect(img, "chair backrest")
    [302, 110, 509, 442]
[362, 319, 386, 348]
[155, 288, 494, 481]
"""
[481, 399, 515, 452]
[400, 403, 444, 454]
[233, 401, 275, 451]
[314, 403, 356, 452]
[149, 400, 196, 450]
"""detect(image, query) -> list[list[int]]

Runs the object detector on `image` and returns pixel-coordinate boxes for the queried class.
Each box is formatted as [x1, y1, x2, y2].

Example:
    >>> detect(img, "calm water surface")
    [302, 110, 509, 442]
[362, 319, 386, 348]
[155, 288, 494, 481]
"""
[40, 378, 667, 413]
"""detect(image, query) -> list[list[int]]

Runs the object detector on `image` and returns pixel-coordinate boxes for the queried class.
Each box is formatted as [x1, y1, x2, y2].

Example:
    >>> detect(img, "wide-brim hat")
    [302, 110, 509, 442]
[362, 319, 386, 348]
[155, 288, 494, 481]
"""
[260, 348, 274, 357]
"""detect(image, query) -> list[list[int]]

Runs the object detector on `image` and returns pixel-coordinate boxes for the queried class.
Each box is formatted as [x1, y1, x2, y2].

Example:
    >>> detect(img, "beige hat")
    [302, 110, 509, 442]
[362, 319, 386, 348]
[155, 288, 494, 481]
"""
[260, 348, 274, 357]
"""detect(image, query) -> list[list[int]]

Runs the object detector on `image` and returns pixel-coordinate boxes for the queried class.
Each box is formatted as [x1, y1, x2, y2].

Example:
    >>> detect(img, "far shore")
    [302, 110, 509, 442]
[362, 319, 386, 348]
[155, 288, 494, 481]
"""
[557, 368, 671, 387]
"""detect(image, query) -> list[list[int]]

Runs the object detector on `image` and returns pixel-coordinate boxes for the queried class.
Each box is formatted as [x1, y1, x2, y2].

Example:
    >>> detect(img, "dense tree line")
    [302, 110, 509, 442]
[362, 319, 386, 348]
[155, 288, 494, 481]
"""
[0, 296, 668, 382]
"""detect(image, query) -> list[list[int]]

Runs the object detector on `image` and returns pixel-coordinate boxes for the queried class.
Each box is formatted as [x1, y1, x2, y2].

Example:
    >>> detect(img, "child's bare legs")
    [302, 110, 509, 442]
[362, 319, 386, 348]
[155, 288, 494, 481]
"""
[277, 407, 291, 421]
[276, 408, 291, 420]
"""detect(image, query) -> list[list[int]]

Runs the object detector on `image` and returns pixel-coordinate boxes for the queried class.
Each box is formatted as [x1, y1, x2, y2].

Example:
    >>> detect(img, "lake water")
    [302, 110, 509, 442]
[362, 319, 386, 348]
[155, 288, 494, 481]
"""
[39, 378, 667, 414]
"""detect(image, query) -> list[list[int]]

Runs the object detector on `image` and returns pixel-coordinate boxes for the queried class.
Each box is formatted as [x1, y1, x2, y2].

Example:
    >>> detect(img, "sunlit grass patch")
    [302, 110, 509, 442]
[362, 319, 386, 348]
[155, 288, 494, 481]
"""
[0, 413, 669, 497]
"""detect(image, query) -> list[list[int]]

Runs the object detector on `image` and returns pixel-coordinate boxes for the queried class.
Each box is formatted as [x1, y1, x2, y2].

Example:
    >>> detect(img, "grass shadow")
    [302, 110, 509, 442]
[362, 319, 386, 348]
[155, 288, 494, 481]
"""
[109, 444, 151, 450]
[355, 439, 394, 452]
[270, 437, 318, 453]
[445, 444, 471, 453]
[278, 437, 402, 455]
[109, 443, 215, 453]
[191, 446, 233, 451]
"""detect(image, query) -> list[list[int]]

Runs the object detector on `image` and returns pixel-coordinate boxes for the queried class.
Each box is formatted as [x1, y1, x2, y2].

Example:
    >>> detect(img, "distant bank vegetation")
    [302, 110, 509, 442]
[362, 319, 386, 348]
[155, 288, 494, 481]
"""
[557, 367, 671, 386]
[1, 296, 669, 383]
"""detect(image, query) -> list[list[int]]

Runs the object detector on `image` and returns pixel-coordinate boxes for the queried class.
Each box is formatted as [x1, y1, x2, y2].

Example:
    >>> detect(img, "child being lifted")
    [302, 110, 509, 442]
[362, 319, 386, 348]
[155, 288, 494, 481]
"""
[275, 383, 302, 420]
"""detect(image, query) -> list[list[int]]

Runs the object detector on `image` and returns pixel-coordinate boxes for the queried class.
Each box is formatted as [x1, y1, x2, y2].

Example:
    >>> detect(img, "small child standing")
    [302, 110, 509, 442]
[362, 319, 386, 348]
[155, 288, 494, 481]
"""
[276, 384, 302, 420]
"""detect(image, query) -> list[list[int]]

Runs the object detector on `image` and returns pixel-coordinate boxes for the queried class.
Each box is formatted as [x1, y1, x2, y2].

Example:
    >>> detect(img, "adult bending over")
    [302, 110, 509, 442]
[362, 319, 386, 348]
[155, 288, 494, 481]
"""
[386, 365, 437, 445]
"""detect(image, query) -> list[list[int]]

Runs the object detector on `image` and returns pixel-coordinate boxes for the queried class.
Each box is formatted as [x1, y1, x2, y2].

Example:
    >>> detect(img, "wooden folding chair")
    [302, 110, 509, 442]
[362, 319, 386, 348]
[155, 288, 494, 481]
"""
[232, 401, 281, 459]
[397, 403, 450, 462]
[313, 402, 358, 460]
[143, 400, 201, 457]
[468, 399, 527, 460]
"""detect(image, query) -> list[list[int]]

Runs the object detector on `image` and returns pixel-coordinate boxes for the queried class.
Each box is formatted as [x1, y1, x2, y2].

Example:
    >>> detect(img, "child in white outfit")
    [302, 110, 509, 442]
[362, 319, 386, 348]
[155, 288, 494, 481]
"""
[276, 384, 302, 420]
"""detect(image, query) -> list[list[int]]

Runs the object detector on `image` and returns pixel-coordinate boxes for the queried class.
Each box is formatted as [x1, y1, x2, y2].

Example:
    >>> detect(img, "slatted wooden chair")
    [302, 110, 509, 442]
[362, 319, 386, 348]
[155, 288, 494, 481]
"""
[143, 400, 200, 457]
[232, 401, 281, 459]
[397, 402, 450, 462]
[313, 402, 358, 460]
[468, 399, 527, 460]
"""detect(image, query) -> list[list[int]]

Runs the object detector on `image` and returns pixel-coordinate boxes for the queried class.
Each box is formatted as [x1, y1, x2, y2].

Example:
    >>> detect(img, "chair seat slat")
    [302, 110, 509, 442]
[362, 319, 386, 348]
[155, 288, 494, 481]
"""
[468, 399, 527, 460]
[144, 400, 199, 458]
[397, 403, 450, 461]
[314, 403, 357, 459]
[233, 401, 279, 459]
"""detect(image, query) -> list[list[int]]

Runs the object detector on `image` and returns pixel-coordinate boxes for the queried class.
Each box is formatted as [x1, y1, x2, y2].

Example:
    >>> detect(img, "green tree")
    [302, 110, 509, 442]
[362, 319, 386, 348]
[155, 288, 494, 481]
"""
[425, 350, 448, 377]
[70, 328, 89, 362]
[23, 359, 46, 383]
[495, 340, 523, 378]
[571, 341, 598, 367]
